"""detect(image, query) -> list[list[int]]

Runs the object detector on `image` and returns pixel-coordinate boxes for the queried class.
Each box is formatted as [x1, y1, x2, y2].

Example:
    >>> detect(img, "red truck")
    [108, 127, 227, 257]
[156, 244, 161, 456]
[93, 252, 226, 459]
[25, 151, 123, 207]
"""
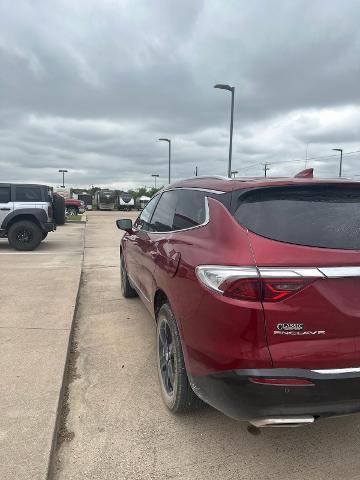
[65, 198, 85, 216]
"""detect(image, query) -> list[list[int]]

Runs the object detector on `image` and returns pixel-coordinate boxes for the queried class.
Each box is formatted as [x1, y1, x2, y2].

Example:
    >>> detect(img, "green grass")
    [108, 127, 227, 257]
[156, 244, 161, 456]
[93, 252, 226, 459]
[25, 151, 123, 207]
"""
[66, 215, 82, 222]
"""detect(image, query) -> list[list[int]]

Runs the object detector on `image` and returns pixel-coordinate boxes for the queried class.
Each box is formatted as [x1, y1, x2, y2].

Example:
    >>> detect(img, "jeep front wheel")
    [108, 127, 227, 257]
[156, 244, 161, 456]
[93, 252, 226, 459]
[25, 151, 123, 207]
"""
[8, 221, 42, 251]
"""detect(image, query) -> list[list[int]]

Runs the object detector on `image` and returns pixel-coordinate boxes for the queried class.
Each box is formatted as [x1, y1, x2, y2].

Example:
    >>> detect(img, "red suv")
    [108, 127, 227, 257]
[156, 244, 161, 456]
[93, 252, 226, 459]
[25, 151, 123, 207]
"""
[116, 176, 360, 427]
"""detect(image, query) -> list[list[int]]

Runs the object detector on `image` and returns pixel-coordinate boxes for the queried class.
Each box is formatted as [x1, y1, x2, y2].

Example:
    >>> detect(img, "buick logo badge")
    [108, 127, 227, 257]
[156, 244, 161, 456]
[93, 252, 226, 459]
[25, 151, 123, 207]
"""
[277, 323, 304, 331]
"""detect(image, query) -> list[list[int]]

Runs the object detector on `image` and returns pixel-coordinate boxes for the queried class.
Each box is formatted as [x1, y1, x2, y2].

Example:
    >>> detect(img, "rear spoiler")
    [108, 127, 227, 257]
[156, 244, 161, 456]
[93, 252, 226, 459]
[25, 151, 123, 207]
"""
[294, 168, 313, 178]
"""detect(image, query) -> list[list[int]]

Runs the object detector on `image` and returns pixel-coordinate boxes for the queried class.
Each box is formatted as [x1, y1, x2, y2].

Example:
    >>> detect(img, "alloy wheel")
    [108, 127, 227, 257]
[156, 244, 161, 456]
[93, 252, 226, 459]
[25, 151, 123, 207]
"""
[16, 228, 33, 244]
[158, 317, 175, 395]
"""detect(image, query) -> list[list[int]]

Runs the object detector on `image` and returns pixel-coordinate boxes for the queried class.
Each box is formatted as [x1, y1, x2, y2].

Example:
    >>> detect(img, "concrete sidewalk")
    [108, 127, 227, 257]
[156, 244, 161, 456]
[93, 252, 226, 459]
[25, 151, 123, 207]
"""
[0, 223, 85, 480]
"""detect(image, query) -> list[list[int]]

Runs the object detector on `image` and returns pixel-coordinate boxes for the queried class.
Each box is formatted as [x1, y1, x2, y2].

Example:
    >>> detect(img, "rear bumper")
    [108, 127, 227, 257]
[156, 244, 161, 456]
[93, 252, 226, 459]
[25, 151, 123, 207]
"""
[43, 222, 56, 232]
[190, 368, 360, 421]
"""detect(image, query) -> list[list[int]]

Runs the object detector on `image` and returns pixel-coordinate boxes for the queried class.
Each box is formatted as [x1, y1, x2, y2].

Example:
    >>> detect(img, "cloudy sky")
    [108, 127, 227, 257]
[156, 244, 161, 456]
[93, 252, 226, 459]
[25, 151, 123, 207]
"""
[1, 0, 360, 190]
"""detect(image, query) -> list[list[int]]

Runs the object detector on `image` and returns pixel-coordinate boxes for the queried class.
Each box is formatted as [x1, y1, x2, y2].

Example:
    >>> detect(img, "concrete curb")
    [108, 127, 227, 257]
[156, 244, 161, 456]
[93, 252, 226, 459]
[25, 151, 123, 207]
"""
[46, 222, 86, 480]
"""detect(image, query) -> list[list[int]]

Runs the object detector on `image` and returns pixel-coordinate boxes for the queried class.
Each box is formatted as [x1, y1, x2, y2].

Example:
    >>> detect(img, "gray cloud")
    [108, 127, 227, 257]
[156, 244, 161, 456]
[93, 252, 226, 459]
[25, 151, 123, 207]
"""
[1, 0, 360, 189]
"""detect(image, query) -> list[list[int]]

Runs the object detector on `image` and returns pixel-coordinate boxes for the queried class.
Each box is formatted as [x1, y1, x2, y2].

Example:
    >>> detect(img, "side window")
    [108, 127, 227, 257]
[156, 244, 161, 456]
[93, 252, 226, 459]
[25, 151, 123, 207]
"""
[136, 196, 159, 231]
[173, 190, 206, 230]
[151, 191, 177, 232]
[0, 186, 10, 203]
[150, 189, 206, 232]
[15, 186, 42, 202]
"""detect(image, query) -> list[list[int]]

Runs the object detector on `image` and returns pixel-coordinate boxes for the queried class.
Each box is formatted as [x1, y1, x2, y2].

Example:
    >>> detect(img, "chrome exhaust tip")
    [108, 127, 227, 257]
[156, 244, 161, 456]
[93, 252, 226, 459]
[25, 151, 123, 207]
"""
[249, 416, 315, 428]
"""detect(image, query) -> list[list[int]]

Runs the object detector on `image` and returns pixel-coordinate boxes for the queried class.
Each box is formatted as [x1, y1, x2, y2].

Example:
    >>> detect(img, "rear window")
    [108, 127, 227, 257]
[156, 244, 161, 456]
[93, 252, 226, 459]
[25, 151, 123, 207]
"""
[234, 186, 360, 250]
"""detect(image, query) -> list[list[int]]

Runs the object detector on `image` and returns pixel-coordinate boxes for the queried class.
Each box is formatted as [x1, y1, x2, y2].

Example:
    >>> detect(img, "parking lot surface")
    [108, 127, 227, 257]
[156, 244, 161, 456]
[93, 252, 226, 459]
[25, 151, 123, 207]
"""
[0, 223, 84, 480]
[54, 211, 360, 480]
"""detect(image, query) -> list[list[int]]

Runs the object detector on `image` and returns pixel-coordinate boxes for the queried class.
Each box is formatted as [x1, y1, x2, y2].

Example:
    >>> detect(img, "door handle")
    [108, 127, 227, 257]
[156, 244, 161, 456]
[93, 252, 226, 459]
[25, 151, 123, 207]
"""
[0, 208, 11, 211]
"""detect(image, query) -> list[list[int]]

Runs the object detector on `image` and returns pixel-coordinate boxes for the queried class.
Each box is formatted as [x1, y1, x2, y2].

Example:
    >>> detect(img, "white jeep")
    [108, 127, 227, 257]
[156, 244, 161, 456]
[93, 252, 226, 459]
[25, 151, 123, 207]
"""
[0, 183, 56, 251]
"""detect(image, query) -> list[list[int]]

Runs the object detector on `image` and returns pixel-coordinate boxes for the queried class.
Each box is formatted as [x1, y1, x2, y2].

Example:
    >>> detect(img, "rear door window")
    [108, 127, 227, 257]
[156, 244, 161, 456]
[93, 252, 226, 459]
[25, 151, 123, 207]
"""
[0, 186, 10, 203]
[173, 190, 206, 230]
[15, 186, 42, 202]
[234, 185, 360, 249]
[150, 191, 178, 232]
[150, 189, 206, 232]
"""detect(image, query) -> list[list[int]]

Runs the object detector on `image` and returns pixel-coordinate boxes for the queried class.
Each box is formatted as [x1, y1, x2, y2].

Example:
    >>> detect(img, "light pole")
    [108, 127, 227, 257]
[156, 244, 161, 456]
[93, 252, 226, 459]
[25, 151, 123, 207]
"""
[158, 138, 171, 184]
[58, 169, 68, 188]
[333, 148, 343, 177]
[214, 83, 235, 178]
[264, 163, 270, 177]
[151, 174, 159, 189]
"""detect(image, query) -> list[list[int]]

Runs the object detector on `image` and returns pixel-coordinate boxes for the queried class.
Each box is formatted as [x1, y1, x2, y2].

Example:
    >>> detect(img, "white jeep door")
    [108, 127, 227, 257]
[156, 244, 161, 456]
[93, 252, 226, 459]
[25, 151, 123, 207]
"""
[0, 185, 13, 228]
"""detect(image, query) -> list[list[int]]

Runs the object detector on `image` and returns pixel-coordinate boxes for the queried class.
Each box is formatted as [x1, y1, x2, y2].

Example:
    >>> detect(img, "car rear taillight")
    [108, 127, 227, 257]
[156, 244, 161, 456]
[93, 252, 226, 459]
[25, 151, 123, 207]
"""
[219, 277, 261, 301]
[195, 266, 318, 302]
[261, 278, 315, 302]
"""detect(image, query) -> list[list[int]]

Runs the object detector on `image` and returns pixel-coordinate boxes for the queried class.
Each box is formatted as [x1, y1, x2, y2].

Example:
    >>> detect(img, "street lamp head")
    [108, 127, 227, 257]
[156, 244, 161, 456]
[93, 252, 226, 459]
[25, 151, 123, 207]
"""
[158, 138, 170, 143]
[214, 83, 233, 92]
[333, 148, 343, 152]
[58, 169, 68, 173]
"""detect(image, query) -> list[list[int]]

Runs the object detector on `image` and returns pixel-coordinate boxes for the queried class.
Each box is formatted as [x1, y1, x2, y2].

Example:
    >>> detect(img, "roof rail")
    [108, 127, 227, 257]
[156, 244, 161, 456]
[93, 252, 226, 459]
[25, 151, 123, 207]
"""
[184, 175, 231, 181]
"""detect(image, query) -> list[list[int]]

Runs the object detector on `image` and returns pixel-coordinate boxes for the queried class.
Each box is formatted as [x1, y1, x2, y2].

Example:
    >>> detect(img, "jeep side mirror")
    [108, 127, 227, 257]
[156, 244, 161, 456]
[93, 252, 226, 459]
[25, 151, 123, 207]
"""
[116, 218, 133, 233]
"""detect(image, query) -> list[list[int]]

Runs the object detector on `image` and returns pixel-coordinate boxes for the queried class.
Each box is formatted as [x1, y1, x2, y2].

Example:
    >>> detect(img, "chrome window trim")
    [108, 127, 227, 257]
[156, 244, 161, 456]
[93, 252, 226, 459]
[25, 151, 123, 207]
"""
[148, 194, 210, 235]
[318, 267, 360, 278]
[311, 367, 360, 374]
[137, 187, 225, 235]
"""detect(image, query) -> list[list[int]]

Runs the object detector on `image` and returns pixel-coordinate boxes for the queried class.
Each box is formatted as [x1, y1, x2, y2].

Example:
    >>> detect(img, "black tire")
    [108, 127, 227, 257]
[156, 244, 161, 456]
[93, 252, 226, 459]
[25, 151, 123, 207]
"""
[156, 303, 202, 413]
[8, 220, 42, 251]
[53, 195, 65, 225]
[120, 255, 138, 298]
[42, 232, 48, 240]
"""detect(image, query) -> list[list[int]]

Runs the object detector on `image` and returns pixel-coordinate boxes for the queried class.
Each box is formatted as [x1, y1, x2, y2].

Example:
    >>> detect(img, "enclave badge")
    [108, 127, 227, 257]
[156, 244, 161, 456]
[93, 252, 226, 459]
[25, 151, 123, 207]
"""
[275, 323, 326, 335]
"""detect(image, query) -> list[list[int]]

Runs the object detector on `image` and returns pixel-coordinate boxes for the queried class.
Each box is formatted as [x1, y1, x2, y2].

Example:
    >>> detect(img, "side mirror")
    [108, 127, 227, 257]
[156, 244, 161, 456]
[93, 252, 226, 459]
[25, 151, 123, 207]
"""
[116, 219, 133, 233]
